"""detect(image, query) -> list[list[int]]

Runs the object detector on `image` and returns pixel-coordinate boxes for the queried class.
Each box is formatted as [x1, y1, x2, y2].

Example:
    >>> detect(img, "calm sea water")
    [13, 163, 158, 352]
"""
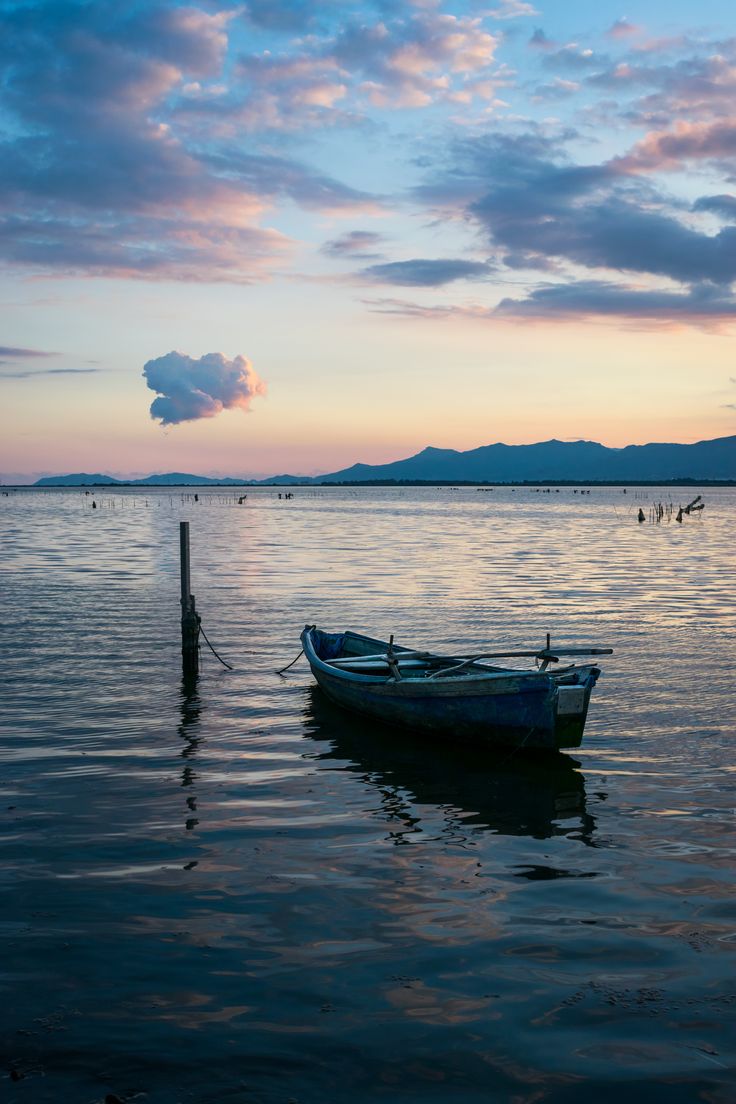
[1, 485, 735, 1103]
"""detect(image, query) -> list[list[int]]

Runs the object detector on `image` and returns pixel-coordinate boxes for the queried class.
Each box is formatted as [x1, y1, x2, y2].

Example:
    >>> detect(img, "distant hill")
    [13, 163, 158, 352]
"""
[34, 472, 251, 486]
[27, 435, 736, 487]
[135, 472, 250, 486]
[34, 473, 122, 486]
[315, 435, 736, 483]
[257, 474, 310, 486]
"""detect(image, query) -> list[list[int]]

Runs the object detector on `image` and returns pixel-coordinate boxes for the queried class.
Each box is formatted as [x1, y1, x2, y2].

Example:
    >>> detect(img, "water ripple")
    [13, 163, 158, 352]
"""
[2, 485, 735, 1102]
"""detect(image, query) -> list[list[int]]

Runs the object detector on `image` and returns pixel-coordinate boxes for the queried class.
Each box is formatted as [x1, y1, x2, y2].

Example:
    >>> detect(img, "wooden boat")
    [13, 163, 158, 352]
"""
[300, 625, 612, 751]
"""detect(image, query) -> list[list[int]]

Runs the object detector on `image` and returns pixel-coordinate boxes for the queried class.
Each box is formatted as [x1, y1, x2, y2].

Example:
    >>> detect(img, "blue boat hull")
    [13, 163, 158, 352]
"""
[301, 628, 600, 752]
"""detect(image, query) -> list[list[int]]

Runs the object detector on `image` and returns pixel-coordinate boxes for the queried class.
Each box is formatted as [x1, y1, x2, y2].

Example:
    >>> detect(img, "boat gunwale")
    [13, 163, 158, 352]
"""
[301, 626, 563, 690]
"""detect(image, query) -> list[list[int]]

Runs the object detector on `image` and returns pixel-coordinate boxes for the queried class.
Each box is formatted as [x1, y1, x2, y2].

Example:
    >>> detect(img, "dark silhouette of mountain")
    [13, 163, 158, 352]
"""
[135, 472, 249, 486]
[34, 473, 121, 486]
[34, 472, 251, 486]
[315, 435, 736, 483]
[27, 435, 736, 487]
[257, 474, 307, 485]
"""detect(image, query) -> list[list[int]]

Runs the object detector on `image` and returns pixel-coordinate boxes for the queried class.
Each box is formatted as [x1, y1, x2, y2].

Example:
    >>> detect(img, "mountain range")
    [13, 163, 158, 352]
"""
[33, 472, 250, 487]
[28, 434, 736, 486]
[316, 435, 736, 483]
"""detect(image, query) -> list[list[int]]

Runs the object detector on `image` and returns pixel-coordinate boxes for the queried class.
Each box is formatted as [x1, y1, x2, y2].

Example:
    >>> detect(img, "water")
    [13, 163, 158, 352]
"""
[2, 485, 735, 1102]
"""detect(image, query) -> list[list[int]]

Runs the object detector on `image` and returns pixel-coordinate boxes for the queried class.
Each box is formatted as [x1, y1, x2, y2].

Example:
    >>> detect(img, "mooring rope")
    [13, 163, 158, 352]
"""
[488, 724, 536, 769]
[199, 622, 234, 670]
[276, 648, 304, 675]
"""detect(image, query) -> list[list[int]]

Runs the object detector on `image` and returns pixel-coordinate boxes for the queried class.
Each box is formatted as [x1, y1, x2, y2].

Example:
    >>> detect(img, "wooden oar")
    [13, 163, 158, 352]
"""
[538, 647, 613, 657]
[329, 646, 612, 669]
[428, 653, 559, 679]
[428, 646, 612, 680]
[328, 650, 434, 666]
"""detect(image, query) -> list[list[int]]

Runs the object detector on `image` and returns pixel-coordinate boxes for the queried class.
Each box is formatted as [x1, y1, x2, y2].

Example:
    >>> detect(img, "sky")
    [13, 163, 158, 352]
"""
[1, 0, 736, 480]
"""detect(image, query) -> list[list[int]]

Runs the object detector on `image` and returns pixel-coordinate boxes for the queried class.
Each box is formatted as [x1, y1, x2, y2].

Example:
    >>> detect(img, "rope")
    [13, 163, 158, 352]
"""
[475, 724, 536, 772]
[199, 622, 234, 670]
[276, 648, 303, 676]
[493, 725, 535, 767]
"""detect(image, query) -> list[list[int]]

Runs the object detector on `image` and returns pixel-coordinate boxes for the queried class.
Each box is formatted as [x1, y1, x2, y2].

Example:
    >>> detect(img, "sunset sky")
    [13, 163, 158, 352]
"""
[2, 0, 736, 480]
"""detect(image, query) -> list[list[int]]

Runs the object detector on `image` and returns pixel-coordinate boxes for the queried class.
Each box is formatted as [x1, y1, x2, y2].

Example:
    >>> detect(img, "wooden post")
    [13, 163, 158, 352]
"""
[180, 521, 200, 675]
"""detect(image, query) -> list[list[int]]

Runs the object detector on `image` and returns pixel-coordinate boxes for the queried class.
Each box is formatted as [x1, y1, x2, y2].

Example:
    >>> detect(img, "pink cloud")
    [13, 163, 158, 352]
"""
[588, 49, 736, 126]
[209, 12, 504, 124]
[488, 1, 538, 20]
[0, 3, 388, 280]
[606, 19, 643, 40]
[330, 12, 500, 110]
[616, 119, 736, 172]
[143, 351, 267, 425]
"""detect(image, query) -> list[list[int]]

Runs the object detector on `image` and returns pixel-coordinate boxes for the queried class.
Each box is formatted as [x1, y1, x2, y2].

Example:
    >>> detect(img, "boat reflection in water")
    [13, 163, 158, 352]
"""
[303, 687, 597, 846]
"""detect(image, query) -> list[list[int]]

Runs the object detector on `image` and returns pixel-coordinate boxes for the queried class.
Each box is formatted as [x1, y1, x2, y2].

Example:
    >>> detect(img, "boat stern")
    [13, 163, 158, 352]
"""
[554, 667, 600, 748]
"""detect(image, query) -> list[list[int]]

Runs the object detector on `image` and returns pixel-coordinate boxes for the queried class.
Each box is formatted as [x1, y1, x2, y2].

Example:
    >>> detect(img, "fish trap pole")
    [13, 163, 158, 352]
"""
[180, 521, 200, 676]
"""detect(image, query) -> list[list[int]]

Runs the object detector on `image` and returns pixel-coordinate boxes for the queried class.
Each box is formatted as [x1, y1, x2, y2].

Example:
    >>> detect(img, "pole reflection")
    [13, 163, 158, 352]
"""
[178, 673, 202, 833]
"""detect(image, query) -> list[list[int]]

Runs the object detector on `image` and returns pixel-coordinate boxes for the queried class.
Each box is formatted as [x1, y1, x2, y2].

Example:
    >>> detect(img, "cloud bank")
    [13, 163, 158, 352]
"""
[143, 351, 266, 426]
[3, 0, 736, 331]
[0, 1, 384, 282]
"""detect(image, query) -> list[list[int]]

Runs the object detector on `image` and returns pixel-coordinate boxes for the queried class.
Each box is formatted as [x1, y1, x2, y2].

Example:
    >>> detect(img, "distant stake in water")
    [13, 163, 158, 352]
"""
[180, 521, 200, 676]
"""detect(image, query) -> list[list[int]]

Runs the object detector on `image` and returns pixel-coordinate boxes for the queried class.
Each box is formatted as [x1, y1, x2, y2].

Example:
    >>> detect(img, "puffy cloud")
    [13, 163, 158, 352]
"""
[330, 12, 500, 109]
[143, 351, 266, 426]
[223, 52, 355, 130]
[332, 14, 497, 76]
[585, 45, 736, 126]
[185, 8, 505, 131]
[360, 258, 493, 285]
[617, 120, 736, 172]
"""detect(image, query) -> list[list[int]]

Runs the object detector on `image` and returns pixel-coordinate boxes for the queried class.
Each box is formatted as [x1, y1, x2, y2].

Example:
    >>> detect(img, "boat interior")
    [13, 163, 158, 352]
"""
[309, 628, 596, 684]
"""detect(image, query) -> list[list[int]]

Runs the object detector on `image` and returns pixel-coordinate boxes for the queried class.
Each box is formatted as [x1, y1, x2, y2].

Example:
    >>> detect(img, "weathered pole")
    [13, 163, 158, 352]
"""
[180, 521, 200, 675]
